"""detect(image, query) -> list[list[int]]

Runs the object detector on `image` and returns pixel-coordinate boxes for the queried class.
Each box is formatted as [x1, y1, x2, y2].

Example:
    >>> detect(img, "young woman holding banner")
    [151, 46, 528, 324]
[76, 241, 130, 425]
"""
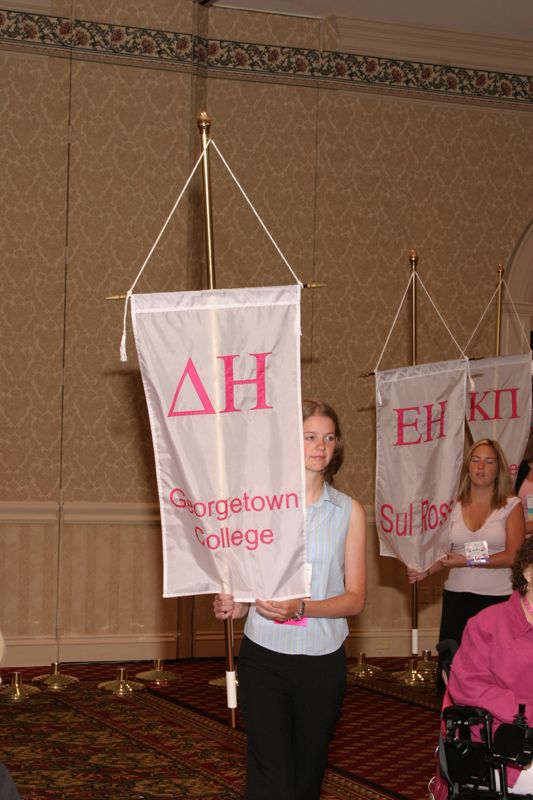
[213, 399, 367, 800]
[408, 438, 525, 682]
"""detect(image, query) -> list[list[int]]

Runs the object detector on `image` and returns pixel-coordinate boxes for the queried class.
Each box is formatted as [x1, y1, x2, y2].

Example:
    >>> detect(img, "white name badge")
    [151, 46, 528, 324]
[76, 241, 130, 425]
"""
[527, 494, 533, 522]
[465, 540, 489, 566]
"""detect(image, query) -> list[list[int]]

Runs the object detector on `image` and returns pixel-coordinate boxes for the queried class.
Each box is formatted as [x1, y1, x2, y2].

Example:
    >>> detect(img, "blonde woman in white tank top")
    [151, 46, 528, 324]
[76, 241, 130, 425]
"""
[408, 438, 525, 688]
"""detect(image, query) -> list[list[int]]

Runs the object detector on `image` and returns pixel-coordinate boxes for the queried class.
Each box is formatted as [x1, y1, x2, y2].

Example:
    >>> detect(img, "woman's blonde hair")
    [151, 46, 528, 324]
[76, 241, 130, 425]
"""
[457, 438, 513, 509]
[302, 399, 344, 484]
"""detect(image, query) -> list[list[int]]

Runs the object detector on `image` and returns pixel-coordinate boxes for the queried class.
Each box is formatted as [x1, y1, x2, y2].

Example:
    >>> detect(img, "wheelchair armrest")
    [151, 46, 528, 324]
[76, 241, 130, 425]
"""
[443, 705, 494, 727]
[493, 723, 533, 767]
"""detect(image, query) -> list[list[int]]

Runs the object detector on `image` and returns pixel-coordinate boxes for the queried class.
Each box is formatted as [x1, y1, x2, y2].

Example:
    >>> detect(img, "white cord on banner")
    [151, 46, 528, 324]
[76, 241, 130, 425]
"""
[119, 290, 132, 363]
[415, 274, 473, 389]
[374, 273, 413, 374]
[462, 282, 500, 355]
[416, 273, 468, 359]
[462, 280, 532, 380]
[119, 141, 212, 362]
[210, 140, 303, 287]
[374, 271, 473, 390]
[502, 278, 533, 356]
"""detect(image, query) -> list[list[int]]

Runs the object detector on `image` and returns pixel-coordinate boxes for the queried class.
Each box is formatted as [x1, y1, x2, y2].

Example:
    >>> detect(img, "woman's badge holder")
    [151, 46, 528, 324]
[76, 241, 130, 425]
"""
[276, 616, 308, 627]
[465, 540, 489, 566]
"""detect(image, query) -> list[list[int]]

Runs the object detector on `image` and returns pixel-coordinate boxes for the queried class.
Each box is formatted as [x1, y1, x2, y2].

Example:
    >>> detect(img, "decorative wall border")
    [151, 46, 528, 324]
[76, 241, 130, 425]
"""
[1, 8, 532, 107]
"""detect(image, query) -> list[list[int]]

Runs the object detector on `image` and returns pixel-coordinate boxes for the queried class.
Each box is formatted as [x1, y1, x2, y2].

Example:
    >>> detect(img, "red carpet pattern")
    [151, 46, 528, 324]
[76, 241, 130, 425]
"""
[332, 684, 439, 799]
[0, 658, 439, 800]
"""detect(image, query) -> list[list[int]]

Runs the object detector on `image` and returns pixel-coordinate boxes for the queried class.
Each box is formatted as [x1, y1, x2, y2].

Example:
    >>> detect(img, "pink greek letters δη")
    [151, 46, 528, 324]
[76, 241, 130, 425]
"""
[167, 352, 273, 417]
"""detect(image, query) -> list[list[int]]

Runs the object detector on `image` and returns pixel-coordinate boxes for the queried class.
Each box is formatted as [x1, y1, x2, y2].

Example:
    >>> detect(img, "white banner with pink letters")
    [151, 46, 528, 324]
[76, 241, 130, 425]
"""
[375, 359, 468, 571]
[131, 285, 308, 601]
[466, 353, 532, 479]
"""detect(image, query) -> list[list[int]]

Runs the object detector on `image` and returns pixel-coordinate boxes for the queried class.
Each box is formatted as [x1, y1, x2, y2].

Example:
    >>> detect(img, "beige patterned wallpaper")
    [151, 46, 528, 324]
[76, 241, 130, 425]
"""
[1, 50, 69, 502]
[1, 1, 532, 660]
[71, 0, 194, 31]
[61, 59, 196, 502]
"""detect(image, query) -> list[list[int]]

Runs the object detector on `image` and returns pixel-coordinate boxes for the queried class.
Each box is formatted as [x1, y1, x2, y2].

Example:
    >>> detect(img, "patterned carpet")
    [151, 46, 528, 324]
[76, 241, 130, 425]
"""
[0, 658, 440, 800]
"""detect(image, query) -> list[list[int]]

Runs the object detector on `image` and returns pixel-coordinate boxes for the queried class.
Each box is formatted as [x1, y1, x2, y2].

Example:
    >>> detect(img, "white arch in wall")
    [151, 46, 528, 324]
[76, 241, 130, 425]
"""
[502, 218, 533, 355]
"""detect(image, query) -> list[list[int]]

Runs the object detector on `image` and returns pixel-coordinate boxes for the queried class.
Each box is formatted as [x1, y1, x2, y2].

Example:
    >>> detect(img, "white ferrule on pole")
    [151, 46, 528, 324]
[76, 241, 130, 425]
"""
[226, 671, 238, 708]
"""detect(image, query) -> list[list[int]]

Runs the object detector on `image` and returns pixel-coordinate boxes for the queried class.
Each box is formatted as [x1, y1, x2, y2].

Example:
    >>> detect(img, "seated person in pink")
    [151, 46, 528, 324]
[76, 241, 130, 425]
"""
[448, 537, 533, 792]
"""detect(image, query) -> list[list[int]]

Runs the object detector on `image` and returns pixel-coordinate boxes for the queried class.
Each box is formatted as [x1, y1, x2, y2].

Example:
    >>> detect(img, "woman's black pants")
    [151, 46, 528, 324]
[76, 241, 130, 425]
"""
[0, 763, 21, 800]
[437, 589, 509, 689]
[237, 635, 346, 800]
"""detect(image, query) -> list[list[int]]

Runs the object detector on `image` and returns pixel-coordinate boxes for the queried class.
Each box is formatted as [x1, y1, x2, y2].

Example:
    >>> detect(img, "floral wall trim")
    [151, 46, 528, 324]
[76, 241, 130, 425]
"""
[1, 8, 532, 107]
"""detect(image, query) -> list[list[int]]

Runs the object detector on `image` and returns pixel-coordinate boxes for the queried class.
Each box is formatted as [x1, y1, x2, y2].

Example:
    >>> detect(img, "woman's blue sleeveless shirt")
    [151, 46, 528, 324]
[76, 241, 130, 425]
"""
[244, 482, 352, 656]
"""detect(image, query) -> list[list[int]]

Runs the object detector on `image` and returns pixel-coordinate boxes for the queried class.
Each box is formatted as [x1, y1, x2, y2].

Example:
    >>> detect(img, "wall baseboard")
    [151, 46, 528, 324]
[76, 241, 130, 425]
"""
[345, 628, 440, 657]
[1, 634, 178, 668]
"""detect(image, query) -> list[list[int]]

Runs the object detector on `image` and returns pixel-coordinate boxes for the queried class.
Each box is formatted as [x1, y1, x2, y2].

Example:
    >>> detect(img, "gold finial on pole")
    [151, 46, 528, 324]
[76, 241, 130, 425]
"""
[495, 263, 505, 357]
[197, 111, 216, 290]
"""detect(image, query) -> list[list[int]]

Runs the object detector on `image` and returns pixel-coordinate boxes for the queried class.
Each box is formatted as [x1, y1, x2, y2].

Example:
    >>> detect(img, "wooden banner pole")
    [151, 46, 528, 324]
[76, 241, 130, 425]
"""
[197, 111, 237, 729]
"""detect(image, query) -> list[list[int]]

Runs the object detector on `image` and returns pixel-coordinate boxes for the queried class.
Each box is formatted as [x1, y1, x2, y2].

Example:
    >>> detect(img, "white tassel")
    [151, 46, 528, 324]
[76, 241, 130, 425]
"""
[119, 290, 132, 362]
[120, 331, 128, 363]
[466, 359, 475, 392]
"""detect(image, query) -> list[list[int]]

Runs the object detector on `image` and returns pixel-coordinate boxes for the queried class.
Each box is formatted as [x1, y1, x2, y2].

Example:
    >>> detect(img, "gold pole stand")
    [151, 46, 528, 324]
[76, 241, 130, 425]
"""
[416, 649, 437, 683]
[208, 670, 239, 688]
[135, 659, 177, 685]
[347, 652, 382, 681]
[32, 661, 80, 691]
[98, 667, 145, 696]
[391, 656, 430, 687]
[0, 672, 41, 702]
